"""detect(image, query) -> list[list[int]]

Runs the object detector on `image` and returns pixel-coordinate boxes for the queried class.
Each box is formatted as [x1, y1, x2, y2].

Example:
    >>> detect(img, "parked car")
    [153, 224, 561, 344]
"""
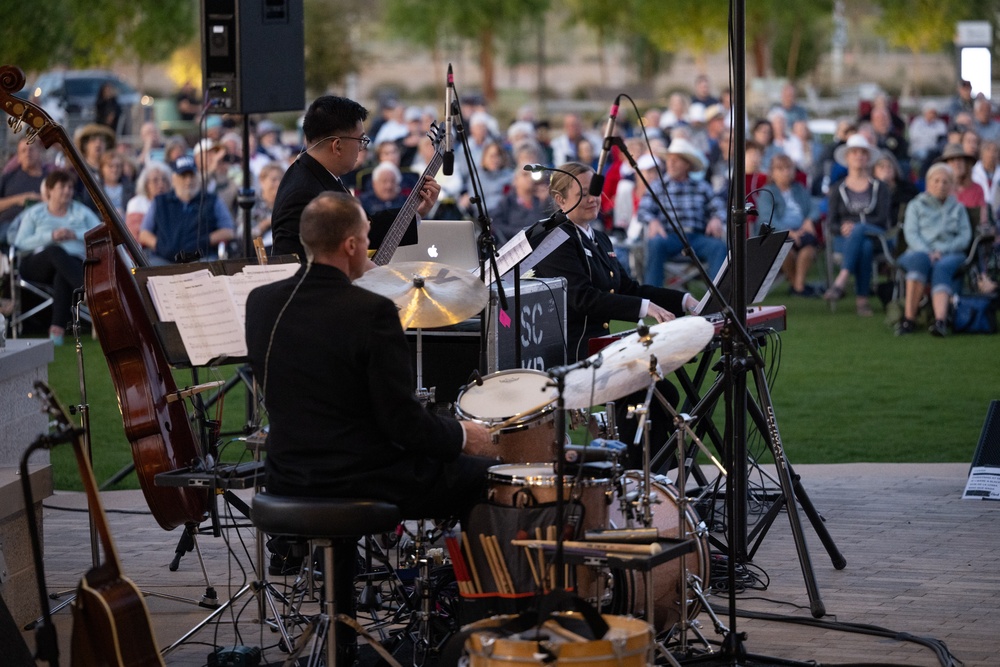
[27, 69, 153, 138]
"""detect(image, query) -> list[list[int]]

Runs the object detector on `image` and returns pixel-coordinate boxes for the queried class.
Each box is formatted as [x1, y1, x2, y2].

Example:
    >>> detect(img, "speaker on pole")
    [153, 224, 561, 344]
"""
[201, 0, 305, 115]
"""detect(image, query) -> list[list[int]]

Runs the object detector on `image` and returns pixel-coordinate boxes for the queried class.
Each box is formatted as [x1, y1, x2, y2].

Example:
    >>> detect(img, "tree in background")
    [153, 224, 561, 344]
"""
[383, 0, 550, 105]
[874, 0, 988, 95]
[770, 2, 832, 82]
[304, 0, 378, 95]
[1, 0, 72, 73]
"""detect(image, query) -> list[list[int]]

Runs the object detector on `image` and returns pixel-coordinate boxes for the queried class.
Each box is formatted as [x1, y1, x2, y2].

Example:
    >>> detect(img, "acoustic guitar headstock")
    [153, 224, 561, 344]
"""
[0, 65, 63, 149]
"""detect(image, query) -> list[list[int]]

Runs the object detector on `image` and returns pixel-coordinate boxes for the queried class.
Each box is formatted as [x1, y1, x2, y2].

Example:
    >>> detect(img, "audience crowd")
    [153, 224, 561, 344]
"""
[3, 76, 999, 341]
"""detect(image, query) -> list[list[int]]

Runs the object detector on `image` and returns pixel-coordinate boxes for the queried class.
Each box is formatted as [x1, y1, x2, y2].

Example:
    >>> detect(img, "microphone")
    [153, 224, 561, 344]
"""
[588, 95, 621, 197]
[522, 163, 547, 173]
[467, 369, 483, 387]
[563, 439, 627, 463]
[442, 64, 455, 176]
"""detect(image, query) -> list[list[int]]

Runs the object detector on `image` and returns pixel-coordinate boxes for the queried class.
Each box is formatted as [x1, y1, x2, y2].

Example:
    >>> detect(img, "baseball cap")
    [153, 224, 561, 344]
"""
[171, 155, 196, 175]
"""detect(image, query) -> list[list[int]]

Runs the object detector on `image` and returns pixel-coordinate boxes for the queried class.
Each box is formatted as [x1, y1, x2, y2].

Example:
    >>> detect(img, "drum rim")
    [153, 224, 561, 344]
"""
[455, 369, 557, 424]
[487, 463, 610, 487]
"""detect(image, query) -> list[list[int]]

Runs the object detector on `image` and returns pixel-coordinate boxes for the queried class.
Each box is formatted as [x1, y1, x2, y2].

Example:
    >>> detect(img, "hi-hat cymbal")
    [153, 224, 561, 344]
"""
[561, 316, 715, 409]
[355, 261, 489, 329]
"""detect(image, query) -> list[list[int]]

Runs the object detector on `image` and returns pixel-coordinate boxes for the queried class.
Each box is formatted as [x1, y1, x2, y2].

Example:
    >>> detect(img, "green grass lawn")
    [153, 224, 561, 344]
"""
[38, 281, 999, 492]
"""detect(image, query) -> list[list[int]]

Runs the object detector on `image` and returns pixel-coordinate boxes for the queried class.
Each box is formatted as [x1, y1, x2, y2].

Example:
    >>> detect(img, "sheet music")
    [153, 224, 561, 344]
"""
[518, 227, 570, 277]
[482, 230, 532, 285]
[145, 263, 299, 366]
[227, 264, 300, 329]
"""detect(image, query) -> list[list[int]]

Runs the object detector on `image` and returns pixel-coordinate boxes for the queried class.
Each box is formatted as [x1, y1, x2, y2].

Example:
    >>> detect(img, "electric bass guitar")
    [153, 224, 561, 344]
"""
[32, 381, 165, 667]
[369, 122, 444, 265]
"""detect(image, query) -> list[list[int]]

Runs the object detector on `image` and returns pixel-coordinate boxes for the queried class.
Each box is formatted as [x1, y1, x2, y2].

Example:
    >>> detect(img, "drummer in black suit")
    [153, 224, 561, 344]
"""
[269, 95, 440, 260]
[532, 162, 699, 466]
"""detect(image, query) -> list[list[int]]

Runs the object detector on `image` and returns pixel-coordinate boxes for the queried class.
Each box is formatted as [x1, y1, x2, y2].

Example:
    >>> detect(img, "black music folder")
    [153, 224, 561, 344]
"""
[695, 231, 792, 316]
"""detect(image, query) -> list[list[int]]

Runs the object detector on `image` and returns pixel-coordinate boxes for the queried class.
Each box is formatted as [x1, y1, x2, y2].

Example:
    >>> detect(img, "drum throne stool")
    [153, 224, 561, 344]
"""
[251, 492, 402, 665]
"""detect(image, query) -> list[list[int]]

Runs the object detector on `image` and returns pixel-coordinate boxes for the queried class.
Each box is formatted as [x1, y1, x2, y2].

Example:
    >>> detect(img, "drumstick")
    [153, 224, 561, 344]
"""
[490, 535, 516, 594]
[535, 527, 547, 591]
[511, 539, 664, 556]
[478, 533, 505, 594]
[461, 531, 483, 594]
[486, 398, 556, 434]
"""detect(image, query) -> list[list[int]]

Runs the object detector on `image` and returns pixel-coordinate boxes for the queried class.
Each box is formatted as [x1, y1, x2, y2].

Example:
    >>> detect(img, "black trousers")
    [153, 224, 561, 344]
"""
[18, 245, 84, 330]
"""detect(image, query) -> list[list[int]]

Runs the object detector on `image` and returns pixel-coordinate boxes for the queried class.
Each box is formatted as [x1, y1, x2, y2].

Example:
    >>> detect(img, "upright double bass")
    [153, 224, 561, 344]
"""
[1, 65, 208, 531]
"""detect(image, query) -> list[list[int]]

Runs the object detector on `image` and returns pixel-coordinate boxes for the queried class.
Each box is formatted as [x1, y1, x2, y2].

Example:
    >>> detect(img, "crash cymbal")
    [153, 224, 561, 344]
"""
[561, 316, 715, 409]
[355, 261, 489, 329]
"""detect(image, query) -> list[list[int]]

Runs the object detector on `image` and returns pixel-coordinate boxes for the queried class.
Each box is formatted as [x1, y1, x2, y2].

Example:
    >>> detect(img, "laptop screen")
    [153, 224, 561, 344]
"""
[387, 219, 480, 269]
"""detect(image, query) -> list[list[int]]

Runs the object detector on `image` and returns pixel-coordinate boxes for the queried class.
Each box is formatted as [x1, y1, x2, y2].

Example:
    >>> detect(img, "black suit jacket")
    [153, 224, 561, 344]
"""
[269, 152, 417, 259]
[245, 263, 464, 501]
[532, 221, 686, 361]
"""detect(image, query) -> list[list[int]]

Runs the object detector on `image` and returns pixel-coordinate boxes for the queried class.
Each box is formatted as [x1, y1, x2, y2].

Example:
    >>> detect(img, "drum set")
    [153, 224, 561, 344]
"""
[357, 261, 723, 652]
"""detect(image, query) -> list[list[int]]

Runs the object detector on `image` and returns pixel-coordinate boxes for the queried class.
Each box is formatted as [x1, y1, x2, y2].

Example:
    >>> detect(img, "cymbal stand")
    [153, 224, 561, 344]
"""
[413, 326, 435, 406]
[628, 355, 719, 664]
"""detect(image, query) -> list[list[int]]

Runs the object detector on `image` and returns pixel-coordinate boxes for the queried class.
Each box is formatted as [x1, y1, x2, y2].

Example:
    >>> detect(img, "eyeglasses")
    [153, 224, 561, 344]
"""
[332, 134, 371, 149]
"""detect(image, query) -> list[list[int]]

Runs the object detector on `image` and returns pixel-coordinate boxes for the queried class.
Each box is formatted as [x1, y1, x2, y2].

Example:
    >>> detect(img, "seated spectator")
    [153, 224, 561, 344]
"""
[125, 161, 172, 241]
[237, 161, 285, 252]
[938, 143, 988, 225]
[869, 106, 909, 179]
[138, 156, 235, 265]
[770, 83, 809, 125]
[13, 169, 101, 343]
[461, 141, 513, 216]
[359, 162, 407, 218]
[491, 166, 550, 244]
[756, 154, 820, 296]
[638, 138, 727, 286]
[908, 103, 947, 164]
[72, 123, 115, 212]
[823, 134, 892, 316]
[99, 153, 135, 219]
[0, 136, 47, 242]
[162, 136, 190, 165]
[895, 163, 972, 336]
[751, 118, 783, 172]
[783, 119, 820, 187]
[872, 151, 919, 228]
[972, 98, 1000, 145]
[194, 138, 238, 215]
[971, 140, 1000, 218]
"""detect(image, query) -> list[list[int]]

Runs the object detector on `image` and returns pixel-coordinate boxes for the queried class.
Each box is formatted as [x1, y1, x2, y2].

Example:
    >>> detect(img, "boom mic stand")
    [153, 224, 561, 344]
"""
[448, 89, 511, 373]
[606, 91, 833, 664]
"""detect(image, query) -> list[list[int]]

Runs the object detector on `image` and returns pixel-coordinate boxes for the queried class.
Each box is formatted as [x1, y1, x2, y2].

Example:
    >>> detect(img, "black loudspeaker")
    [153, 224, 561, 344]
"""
[201, 0, 305, 114]
[970, 400, 1000, 468]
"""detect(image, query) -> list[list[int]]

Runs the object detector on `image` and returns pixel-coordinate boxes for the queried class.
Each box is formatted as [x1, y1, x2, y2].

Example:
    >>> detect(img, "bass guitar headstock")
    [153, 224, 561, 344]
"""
[0, 66, 63, 149]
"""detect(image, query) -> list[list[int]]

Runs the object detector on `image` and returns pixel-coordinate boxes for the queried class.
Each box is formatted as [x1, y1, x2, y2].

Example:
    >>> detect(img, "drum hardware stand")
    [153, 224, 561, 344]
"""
[606, 69, 834, 667]
[413, 325, 436, 406]
[624, 353, 719, 664]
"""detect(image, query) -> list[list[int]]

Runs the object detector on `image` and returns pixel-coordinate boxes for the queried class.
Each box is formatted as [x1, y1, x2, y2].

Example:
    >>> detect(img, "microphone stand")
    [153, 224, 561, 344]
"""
[449, 92, 509, 373]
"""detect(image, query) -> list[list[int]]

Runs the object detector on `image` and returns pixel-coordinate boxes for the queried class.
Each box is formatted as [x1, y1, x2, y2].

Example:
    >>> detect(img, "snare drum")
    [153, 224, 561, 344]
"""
[609, 471, 710, 631]
[456, 370, 558, 463]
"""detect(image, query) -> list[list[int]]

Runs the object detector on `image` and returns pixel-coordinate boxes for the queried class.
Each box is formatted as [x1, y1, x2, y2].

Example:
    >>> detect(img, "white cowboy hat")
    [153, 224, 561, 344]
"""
[833, 134, 879, 167]
[665, 137, 706, 172]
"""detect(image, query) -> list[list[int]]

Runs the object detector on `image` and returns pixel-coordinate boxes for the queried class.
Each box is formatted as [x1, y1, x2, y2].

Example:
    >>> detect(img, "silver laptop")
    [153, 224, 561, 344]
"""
[388, 219, 480, 269]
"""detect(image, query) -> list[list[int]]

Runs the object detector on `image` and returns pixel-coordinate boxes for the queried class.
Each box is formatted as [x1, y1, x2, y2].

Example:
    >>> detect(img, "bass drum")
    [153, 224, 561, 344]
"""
[608, 471, 710, 632]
